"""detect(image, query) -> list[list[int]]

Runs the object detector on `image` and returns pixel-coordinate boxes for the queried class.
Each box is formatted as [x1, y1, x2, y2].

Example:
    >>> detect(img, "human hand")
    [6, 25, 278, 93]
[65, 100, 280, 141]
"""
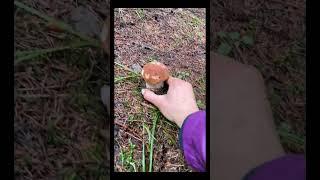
[142, 76, 199, 127]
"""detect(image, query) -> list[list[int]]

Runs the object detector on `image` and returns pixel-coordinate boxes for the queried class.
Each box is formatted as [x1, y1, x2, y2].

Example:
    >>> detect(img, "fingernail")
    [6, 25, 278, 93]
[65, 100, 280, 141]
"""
[141, 89, 145, 95]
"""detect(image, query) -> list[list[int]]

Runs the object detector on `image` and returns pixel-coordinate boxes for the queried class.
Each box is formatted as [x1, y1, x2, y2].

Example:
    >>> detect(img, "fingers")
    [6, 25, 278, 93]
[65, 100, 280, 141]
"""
[167, 76, 178, 86]
[141, 89, 165, 108]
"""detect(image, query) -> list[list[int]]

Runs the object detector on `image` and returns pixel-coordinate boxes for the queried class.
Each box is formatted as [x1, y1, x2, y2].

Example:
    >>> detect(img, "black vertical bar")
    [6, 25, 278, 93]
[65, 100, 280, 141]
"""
[110, 3, 115, 175]
[205, 6, 210, 173]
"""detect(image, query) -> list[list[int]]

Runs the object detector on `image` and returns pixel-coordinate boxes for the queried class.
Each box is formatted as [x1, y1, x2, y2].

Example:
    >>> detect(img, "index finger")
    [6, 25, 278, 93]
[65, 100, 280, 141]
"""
[166, 76, 177, 86]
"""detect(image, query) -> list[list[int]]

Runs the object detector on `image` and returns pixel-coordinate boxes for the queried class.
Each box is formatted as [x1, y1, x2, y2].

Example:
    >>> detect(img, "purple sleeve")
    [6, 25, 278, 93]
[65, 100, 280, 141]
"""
[243, 154, 305, 180]
[179, 110, 206, 172]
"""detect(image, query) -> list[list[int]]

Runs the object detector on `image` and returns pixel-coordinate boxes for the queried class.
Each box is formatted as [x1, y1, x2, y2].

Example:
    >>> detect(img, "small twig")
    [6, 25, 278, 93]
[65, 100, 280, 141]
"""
[115, 121, 142, 142]
[115, 62, 139, 74]
[23, 167, 33, 179]
[116, 90, 132, 94]
[114, 121, 128, 129]
[128, 120, 152, 125]
[18, 94, 51, 98]
[123, 131, 142, 142]
[234, 45, 248, 64]
[21, 112, 46, 130]
[166, 163, 185, 167]
[269, 0, 301, 9]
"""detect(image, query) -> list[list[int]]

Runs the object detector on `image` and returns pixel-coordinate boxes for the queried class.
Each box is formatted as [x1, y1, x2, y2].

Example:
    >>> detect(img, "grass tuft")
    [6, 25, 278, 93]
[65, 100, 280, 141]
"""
[15, 41, 96, 65]
[119, 139, 138, 172]
[135, 9, 145, 19]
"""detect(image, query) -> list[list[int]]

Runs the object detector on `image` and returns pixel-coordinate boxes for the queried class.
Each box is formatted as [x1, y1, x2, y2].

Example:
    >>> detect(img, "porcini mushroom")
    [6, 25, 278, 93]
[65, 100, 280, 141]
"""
[141, 61, 169, 90]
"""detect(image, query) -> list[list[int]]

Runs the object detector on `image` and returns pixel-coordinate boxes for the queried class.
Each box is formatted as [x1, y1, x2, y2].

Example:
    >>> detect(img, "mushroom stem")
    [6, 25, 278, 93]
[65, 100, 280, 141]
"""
[146, 81, 164, 89]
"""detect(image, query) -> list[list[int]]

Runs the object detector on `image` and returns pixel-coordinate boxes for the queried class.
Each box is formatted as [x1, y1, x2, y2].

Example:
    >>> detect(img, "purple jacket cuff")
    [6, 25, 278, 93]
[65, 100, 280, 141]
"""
[243, 154, 305, 180]
[179, 110, 206, 172]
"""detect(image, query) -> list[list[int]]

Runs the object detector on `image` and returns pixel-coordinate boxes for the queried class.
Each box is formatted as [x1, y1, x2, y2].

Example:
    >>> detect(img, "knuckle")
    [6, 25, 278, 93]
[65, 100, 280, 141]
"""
[185, 81, 192, 88]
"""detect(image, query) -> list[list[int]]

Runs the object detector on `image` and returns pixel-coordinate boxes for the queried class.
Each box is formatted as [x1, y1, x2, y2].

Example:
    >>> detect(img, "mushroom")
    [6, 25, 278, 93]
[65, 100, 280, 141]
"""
[141, 61, 169, 90]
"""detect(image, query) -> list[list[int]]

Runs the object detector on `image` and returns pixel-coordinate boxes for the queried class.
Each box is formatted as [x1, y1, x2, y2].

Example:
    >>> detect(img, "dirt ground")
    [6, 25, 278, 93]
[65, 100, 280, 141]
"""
[114, 8, 206, 172]
[14, 0, 110, 179]
[211, 0, 306, 153]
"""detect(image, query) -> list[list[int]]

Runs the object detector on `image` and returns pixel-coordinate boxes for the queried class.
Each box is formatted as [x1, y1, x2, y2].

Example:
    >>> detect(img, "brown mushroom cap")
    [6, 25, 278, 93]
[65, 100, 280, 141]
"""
[141, 61, 169, 85]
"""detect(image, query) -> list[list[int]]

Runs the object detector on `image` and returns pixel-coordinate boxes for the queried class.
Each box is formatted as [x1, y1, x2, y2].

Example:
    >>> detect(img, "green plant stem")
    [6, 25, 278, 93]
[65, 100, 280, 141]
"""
[149, 111, 159, 172]
[14, 41, 94, 65]
[142, 123, 146, 172]
[115, 75, 139, 83]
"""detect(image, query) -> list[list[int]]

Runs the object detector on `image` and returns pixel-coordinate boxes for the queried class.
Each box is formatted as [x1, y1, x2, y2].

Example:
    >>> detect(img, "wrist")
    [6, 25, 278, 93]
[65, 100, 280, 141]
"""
[176, 108, 199, 128]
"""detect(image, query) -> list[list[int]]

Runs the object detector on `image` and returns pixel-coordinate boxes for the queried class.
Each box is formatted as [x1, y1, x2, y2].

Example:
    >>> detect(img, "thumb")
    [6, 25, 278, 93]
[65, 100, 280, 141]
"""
[141, 89, 165, 108]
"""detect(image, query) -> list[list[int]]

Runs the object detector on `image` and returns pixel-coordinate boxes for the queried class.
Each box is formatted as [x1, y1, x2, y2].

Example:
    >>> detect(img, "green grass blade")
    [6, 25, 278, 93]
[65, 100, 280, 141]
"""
[142, 139, 146, 172]
[115, 75, 139, 83]
[143, 124, 152, 144]
[148, 111, 159, 172]
[14, 1, 53, 22]
[14, 41, 94, 65]
[130, 162, 137, 172]
[142, 123, 146, 172]
[120, 151, 125, 166]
